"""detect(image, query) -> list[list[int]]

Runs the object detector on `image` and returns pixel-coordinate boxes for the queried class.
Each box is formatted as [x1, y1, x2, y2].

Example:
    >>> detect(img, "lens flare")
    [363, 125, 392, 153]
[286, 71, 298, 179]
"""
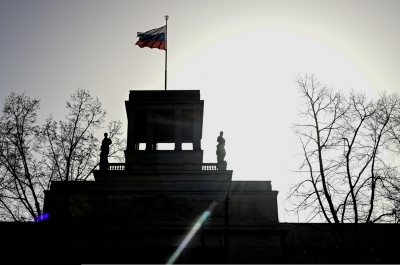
[166, 202, 217, 264]
[32, 213, 50, 222]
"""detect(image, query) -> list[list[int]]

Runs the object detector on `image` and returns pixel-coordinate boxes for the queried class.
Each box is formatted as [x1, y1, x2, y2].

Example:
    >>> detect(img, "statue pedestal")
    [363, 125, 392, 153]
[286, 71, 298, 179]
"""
[218, 161, 227, 170]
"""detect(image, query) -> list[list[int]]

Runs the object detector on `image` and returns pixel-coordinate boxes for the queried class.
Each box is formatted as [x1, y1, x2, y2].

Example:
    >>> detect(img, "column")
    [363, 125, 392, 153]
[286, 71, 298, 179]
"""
[193, 110, 201, 150]
[146, 109, 154, 151]
[127, 110, 135, 150]
[175, 108, 182, 151]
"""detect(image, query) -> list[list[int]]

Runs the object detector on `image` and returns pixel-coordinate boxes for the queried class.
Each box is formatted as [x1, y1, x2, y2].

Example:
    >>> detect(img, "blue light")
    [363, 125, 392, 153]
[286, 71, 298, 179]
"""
[32, 213, 50, 222]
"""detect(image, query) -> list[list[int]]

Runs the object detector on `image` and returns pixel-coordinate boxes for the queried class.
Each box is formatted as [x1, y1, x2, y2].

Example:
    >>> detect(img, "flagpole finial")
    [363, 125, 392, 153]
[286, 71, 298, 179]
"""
[165, 15, 169, 20]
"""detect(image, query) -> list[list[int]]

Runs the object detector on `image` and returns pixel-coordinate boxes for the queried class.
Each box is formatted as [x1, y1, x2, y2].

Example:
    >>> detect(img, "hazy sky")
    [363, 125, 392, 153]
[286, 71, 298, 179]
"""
[1, 0, 400, 221]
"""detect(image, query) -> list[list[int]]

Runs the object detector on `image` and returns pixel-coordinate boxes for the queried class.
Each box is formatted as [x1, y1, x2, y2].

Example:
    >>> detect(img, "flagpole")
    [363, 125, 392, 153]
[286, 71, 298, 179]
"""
[164, 15, 168, 91]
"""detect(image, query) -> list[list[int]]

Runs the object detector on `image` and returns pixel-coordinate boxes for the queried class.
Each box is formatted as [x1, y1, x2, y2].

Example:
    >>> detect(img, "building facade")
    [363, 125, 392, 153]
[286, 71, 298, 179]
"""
[41, 90, 283, 263]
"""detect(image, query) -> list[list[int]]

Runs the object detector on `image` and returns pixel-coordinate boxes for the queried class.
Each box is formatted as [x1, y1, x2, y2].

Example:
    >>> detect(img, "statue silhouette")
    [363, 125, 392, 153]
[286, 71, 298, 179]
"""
[100, 133, 112, 170]
[216, 131, 226, 163]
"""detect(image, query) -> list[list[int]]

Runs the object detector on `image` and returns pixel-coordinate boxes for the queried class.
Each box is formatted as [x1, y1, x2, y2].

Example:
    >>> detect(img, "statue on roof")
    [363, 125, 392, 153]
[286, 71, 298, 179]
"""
[100, 133, 112, 170]
[216, 131, 226, 164]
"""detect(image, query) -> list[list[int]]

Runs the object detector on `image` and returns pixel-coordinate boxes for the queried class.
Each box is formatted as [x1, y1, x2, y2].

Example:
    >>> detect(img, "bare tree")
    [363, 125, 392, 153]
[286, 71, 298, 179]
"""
[288, 75, 400, 247]
[41, 89, 125, 182]
[41, 89, 106, 182]
[0, 93, 44, 221]
[106, 120, 127, 164]
[377, 93, 400, 223]
[0, 89, 126, 221]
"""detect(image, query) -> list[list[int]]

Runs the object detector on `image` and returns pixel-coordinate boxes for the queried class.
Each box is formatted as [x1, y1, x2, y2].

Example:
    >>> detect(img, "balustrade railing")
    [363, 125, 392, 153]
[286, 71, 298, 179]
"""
[194, 163, 218, 170]
[105, 163, 219, 171]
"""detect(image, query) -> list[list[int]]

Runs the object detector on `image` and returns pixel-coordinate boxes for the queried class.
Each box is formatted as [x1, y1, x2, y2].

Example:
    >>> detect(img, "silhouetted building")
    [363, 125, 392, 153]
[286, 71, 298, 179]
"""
[0, 90, 399, 264]
[41, 90, 284, 263]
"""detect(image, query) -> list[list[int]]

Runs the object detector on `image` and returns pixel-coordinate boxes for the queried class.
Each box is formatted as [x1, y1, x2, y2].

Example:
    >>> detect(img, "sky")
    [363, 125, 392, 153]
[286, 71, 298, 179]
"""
[1, 0, 400, 222]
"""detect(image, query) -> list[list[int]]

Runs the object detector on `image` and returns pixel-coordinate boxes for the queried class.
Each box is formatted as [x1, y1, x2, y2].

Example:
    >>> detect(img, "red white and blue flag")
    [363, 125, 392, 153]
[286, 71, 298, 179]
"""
[136, 25, 166, 50]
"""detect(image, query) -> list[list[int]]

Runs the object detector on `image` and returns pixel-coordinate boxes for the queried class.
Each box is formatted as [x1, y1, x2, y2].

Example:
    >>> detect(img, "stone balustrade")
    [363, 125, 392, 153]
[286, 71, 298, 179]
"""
[194, 163, 218, 170]
[104, 163, 220, 171]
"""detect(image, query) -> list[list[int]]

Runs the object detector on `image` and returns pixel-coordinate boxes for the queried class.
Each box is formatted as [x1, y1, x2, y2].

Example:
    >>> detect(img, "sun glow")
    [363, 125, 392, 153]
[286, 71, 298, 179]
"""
[170, 30, 373, 222]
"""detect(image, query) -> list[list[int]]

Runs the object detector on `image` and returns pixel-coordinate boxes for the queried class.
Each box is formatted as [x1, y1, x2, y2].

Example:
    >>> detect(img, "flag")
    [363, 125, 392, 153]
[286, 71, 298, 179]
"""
[136, 25, 166, 50]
